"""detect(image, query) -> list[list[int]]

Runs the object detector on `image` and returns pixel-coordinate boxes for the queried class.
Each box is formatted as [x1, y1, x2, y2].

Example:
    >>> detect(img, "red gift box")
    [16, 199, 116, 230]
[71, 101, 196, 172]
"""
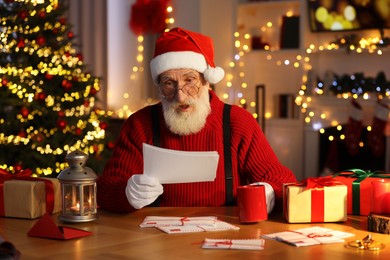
[0, 169, 61, 219]
[283, 176, 347, 223]
[332, 169, 390, 216]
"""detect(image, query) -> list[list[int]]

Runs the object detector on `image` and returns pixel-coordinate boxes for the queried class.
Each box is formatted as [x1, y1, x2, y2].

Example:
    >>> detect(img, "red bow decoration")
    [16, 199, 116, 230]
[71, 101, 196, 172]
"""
[0, 168, 32, 179]
[301, 176, 342, 190]
[129, 0, 170, 35]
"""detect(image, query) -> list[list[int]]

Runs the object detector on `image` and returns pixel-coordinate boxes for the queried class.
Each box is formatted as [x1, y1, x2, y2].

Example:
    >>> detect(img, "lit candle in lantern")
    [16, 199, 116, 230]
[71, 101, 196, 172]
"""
[70, 203, 80, 212]
[57, 151, 98, 223]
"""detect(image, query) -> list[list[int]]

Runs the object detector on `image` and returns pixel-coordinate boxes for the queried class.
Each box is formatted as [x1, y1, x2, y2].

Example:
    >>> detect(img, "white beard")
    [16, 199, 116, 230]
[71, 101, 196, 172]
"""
[161, 89, 211, 135]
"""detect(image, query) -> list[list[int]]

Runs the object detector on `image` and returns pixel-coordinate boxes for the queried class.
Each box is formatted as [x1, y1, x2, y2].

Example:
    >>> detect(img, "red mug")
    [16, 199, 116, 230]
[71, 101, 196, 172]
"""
[237, 184, 268, 223]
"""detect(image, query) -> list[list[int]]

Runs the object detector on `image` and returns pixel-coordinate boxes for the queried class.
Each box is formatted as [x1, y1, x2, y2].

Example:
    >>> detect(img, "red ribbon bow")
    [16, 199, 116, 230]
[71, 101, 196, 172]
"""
[301, 176, 342, 190]
[0, 168, 55, 217]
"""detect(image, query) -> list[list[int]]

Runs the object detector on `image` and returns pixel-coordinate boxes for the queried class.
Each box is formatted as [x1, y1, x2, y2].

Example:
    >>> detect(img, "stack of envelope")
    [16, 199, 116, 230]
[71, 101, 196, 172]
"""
[139, 216, 239, 234]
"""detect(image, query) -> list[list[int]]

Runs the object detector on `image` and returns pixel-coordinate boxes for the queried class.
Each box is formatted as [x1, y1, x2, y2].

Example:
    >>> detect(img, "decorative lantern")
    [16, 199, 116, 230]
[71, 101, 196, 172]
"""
[57, 151, 98, 223]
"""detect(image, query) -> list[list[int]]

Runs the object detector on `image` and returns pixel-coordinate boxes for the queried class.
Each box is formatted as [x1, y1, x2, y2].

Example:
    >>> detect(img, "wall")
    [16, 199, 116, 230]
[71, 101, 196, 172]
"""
[104, 0, 236, 115]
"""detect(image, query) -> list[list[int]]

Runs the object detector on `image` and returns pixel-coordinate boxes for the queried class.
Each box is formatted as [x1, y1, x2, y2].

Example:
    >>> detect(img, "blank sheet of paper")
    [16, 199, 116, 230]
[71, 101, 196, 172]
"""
[143, 143, 219, 184]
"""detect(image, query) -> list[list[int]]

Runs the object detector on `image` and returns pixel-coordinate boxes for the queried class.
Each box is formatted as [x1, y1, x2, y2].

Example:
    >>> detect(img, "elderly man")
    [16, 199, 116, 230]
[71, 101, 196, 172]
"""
[97, 27, 296, 213]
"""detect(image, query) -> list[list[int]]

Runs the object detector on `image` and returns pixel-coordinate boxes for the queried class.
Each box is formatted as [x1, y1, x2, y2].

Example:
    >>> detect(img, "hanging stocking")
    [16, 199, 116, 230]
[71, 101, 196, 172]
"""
[367, 101, 390, 158]
[344, 99, 363, 156]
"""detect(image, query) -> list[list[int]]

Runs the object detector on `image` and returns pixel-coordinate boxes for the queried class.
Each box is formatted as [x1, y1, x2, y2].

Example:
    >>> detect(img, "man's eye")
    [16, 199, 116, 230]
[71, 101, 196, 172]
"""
[163, 81, 174, 87]
[185, 78, 196, 84]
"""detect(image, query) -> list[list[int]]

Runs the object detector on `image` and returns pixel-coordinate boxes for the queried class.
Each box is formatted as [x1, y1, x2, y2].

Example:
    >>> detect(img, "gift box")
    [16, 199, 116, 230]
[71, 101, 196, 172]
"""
[283, 177, 347, 223]
[332, 169, 390, 216]
[0, 170, 61, 219]
[367, 213, 390, 234]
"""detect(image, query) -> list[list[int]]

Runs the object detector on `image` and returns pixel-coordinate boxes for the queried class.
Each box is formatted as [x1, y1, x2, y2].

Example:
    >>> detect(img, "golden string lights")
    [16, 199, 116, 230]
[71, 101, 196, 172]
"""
[0, 0, 112, 176]
[117, 3, 175, 119]
[295, 34, 390, 143]
[231, 4, 388, 145]
[230, 10, 304, 119]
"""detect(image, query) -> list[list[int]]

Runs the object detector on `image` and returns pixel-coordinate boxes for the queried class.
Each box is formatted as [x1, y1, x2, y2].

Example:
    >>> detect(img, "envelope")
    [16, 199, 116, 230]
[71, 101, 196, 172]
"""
[27, 213, 92, 240]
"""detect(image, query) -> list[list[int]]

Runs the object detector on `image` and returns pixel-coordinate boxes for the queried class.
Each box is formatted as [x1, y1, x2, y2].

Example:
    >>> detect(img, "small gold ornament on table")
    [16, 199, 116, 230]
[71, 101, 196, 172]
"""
[346, 234, 385, 251]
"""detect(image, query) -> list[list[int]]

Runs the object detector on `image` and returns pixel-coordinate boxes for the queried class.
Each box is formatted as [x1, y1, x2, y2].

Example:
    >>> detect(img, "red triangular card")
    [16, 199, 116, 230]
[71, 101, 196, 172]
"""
[27, 213, 92, 240]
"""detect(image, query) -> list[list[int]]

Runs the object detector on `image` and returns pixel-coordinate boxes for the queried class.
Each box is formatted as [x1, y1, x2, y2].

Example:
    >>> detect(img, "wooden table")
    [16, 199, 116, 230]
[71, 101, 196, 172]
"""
[1, 207, 389, 259]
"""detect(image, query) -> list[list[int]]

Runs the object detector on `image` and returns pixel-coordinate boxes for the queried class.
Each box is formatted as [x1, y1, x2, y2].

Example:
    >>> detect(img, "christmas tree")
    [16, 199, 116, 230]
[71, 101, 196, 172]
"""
[0, 0, 113, 177]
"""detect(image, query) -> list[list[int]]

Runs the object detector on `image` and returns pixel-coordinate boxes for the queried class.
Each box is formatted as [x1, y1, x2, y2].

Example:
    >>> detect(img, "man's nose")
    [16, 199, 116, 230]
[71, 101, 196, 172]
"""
[175, 83, 188, 102]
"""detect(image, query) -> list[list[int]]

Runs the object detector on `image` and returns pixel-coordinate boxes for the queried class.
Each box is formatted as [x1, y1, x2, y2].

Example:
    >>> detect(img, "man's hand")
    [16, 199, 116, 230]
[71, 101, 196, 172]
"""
[250, 182, 275, 213]
[125, 174, 163, 209]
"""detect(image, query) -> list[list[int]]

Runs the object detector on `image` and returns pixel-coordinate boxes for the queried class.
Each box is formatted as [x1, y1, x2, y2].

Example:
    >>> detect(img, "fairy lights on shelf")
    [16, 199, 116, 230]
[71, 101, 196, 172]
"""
[231, 10, 304, 119]
[294, 33, 390, 141]
[232, 5, 389, 144]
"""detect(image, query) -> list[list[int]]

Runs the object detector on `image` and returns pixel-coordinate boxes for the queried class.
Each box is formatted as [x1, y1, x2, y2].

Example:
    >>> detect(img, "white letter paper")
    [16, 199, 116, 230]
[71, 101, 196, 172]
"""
[143, 143, 219, 184]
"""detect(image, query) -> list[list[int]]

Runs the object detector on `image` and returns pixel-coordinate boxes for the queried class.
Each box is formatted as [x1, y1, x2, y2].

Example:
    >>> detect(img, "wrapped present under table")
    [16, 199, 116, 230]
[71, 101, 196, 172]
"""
[332, 169, 390, 216]
[283, 176, 347, 223]
[0, 169, 61, 219]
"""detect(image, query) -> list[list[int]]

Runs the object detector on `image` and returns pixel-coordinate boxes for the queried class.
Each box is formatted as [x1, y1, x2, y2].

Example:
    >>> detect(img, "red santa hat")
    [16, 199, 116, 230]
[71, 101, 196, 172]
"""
[150, 27, 225, 85]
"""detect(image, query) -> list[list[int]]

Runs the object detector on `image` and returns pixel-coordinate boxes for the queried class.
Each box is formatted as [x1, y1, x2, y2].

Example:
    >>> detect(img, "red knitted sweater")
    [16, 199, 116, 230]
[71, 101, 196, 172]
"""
[97, 91, 296, 213]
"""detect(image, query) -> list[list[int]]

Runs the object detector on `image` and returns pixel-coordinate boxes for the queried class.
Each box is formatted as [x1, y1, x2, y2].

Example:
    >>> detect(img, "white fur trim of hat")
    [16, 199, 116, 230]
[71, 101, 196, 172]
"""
[150, 27, 225, 85]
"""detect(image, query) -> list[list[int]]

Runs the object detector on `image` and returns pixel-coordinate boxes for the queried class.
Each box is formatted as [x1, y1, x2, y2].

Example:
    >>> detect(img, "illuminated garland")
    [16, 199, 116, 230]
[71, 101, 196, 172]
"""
[231, 10, 389, 143]
[0, 0, 113, 175]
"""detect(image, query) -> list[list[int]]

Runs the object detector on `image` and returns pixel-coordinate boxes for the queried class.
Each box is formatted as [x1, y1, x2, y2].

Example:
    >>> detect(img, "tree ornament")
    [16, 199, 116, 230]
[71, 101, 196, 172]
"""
[89, 87, 97, 95]
[99, 121, 108, 130]
[33, 133, 44, 143]
[76, 53, 83, 61]
[17, 39, 25, 48]
[93, 144, 99, 152]
[19, 10, 27, 20]
[18, 131, 26, 138]
[59, 17, 66, 25]
[35, 92, 46, 101]
[83, 100, 90, 107]
[58, 111, 65, 117]
[67, 31, 74, 39]
[37, 35, 46, 46]
[20, 107, 29, 118]
[61, 79, 72, 90]
[39, 10, 46, 18]
[75, 128, 82, 135]
[1, 78, 7, 86]
[57, 119, 67, 130]
[45, 73, 54, 80]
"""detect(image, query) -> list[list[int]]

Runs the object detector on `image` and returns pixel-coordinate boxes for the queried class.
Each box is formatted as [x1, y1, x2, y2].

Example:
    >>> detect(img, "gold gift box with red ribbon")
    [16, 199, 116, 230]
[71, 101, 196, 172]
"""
[332, 169, 390, 216]
[0, 169, 61, 219]
[283, 176, 348, 223]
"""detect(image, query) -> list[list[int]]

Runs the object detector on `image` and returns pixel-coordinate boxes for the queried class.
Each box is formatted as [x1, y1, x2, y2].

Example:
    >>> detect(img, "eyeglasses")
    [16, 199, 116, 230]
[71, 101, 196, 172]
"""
[159, 77, 201, 99]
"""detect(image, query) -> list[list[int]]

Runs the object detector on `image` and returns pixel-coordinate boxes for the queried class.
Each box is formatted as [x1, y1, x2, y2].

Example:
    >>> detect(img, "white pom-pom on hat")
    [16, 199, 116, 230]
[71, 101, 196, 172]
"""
[150, 27, 225, 85]
[204, 66, 225, 84]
